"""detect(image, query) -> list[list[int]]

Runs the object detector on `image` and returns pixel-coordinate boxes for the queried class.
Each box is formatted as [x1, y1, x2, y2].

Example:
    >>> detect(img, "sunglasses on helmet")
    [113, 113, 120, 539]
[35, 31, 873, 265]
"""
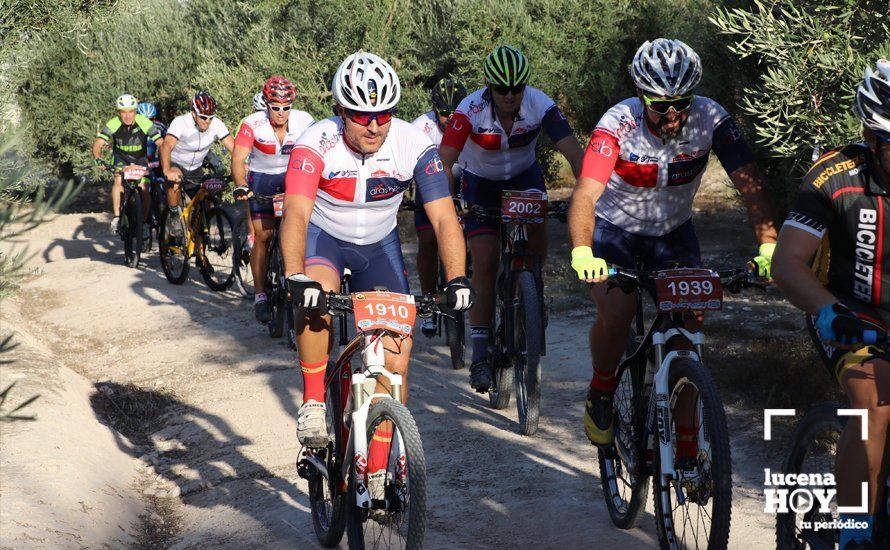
[490, 83, 526, 96]
[343, 108, 393, 126]
[642, 94, 693, 115]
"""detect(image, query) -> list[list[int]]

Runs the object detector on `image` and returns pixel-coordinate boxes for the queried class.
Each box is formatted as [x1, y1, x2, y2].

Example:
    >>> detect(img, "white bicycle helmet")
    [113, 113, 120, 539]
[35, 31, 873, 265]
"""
[253, 92, 266, 111]
[331, 51, 401, 112]
[116, 94, 138, 110]
[853, 59, 890, 136]
[630, 39, 702, 97]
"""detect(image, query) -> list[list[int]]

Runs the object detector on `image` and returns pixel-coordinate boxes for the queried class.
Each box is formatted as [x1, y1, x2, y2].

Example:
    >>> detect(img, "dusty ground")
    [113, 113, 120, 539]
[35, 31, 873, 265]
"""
[1, 166, 817, 549]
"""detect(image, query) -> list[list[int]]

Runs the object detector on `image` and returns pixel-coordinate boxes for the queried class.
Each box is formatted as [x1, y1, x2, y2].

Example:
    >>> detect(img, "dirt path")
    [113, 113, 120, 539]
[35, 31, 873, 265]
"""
[1, 205, 787, 549]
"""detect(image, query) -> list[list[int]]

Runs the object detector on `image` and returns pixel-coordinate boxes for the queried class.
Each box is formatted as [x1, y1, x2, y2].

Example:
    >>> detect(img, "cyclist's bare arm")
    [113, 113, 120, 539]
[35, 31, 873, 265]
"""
[160, 135, 181, 181]
[772, 225, 837, 314]
[568, 176, 606, 250]
[727, 162, 778, 245]
[439, 144, 460, 196]
[231, 144, 251, 188]
[280, 194, 314, 276]
[91, 137, 106, 160]
[554, 134, 584, 178]
[220, 134, 235, 154]
[424, 196, 467, 281]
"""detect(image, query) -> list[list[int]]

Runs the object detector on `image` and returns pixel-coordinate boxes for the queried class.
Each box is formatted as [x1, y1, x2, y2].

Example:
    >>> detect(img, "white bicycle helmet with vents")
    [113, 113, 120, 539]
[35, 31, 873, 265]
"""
[115, 94, 138, 110]
[853, 59, 890, 136]
[630, 39, 702, 97]
[331, 51, 401, 112]
[253, 92, 266, 111]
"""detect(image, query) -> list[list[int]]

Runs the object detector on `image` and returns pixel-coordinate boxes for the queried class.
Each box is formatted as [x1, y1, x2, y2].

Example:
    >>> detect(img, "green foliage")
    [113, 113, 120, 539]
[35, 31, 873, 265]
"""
[710, 0, 890, 164]
[12, 0, 757, 183]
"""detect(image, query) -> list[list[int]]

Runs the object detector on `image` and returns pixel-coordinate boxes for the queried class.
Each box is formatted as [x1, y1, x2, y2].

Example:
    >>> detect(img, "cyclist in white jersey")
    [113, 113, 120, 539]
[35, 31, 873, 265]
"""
[439, 45, 584, 391]
[567, 39, 779, 447]
[161, 91, 234, 211]
[411, 77, 468, 336]
[280, 51, 473, 450]
[231, 75, 315, 323]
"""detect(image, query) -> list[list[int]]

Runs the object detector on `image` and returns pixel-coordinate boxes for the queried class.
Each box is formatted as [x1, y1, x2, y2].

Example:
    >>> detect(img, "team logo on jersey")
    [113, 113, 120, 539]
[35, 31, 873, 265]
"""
[291, 155, 317, 173]
[318, 131, 341, 154]
[853, 208, 878, 303]
[628, 152, 659, 163]
[327, 170, 357, 179]
[424, 157, 444, 175]
[366, 178, 409, 200]
[812, 156, 865, 189]
[468, 100, 487, 115]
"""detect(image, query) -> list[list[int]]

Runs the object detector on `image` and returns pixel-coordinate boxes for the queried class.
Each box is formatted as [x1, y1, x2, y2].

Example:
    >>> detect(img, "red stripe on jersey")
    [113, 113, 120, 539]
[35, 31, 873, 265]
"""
[469, 132, 502, 150]
[874, 197, 884, 306]
[614, 158, 658, 188]
[580, 129, 619, 184]
[254, 141, 277, 155]
[831, 186, 864, 200]
[319, 177, 357, 202]
[285, 146, 324, 199]
[234, 123, 255, 148]
[440, 112, 472, 151]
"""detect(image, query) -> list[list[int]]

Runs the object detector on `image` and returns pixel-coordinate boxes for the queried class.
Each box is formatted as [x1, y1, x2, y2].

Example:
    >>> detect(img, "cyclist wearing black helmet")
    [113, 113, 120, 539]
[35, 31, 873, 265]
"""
[412, 76, 468, 336]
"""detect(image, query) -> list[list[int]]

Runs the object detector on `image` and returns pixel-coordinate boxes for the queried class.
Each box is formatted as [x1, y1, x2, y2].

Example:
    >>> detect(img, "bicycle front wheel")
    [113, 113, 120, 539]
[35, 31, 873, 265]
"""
[513, 271, 542, 436]
[267, 242, 286, 338]
[776, 402, 845, 550]
[198, 206, 236, 291]
[347, 399, 426, 550]
[653, 358, 732, 550]
[122, 190, 142, 268]
[233, 217, 255, 299]
[158, 206, 189, 284]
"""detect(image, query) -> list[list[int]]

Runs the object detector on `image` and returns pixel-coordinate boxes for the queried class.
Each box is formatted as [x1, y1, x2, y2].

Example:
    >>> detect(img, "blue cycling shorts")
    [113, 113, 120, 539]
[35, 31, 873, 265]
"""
[305, 223, 410, 294]
[593, 216, 701, 270]
[248, 171, 285, 219]
[461, 163, 545, 239]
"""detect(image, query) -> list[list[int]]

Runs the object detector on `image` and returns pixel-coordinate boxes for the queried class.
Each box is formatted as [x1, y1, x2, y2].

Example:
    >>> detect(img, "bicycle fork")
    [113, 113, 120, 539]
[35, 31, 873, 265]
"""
[342, 332, 407, 509]
[646, 328, 708, 487]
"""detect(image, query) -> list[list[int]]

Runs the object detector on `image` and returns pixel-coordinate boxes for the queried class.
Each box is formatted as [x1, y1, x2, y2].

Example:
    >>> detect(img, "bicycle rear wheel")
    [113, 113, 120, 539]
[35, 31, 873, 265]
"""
[347, 399, 426, 550]
[233, 217, 255, 299]
[598, 329, 649, 529]
[198, 206, 236, 291]
[776, 402, 845, 550]
[122, 190, 142, 268]
[513, 271, 542, 436]
[307, 360, 348, 547]
[158, 206, 189, 284]
[653, 357, 732, 550]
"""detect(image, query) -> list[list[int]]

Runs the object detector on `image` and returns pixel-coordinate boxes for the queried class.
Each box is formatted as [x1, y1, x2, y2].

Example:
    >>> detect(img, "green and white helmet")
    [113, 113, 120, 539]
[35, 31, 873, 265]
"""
[115, 94, 138, 110]
[483, 45, 530, 87]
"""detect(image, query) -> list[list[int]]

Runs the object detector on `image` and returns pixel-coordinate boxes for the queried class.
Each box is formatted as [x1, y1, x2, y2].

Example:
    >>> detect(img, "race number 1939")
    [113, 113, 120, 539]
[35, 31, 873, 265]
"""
[653, 268, 723, 312]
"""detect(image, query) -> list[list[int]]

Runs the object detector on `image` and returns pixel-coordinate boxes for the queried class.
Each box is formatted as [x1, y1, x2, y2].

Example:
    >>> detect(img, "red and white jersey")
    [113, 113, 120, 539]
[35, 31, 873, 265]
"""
[285, 117, 450, 245]
[581, 96, 753, 236]
[412, 111, 464, 179]
[234, 109, 315, 174]
[441, 86, 573, 180]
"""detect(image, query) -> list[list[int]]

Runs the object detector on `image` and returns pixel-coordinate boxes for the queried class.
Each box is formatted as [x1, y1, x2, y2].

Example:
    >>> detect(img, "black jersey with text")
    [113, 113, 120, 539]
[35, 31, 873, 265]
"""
[785, 143, 889, 319]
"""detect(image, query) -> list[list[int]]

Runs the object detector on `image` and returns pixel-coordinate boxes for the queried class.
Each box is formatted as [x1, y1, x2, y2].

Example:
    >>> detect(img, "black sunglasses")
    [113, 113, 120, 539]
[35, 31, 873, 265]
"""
[490, 83, 527, 96]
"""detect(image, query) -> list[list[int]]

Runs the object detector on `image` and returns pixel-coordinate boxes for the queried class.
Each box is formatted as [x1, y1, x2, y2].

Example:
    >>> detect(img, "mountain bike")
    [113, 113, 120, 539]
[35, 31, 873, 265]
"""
[250, 193, 294, 347]
[157, 174, 237, 291]
[110, 163, 150, 268]
[295, 285, 439, 549]
[399, 198, 469, 370]
[597, 264, 764, 549]
[145, 160, 167, 251]
[776, 330, 889, 550]
[469, 192, 568, 436]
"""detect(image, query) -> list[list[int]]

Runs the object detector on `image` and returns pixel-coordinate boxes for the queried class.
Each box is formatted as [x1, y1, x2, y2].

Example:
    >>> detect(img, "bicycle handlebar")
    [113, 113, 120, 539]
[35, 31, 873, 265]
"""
[607, 266, 767, 295]
[322, 291, 445, 318]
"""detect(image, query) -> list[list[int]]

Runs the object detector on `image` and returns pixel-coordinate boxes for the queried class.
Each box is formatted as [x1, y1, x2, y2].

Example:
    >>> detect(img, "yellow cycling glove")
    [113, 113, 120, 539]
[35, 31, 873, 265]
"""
[752, 242, 776, 278]
[571, 246, 609, 280]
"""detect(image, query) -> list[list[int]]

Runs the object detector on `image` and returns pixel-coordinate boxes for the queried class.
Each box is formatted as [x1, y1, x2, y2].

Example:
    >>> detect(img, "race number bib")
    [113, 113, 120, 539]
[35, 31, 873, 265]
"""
[122, 165, 148, 181]
[653, 268, 723, 312]
[352, 292, 417, 337]
[273, 193, 285, 217]
[501, 190, 547, 223]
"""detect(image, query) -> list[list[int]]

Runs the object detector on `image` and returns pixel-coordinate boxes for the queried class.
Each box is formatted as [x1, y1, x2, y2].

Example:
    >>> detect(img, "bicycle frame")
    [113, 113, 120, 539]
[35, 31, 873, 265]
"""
[174, 186, 213, 258]
[496, 220, 547, 356]
[615, 287, 709, 484]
